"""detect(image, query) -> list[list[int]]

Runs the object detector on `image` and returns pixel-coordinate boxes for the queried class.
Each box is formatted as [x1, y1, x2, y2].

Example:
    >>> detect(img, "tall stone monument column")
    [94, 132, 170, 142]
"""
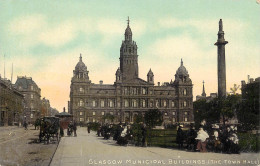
[215, 19, 228, 98]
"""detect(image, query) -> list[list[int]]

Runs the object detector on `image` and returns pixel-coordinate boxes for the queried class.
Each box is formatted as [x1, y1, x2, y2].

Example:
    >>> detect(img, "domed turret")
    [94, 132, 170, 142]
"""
[75, 55, 87, 71]
[174, 59, 191, 83]
[176, 59, 189, 76]
[73, 54, 89, 80]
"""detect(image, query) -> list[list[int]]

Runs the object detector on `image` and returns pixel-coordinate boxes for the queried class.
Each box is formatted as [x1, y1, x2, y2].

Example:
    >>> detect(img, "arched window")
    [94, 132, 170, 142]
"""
[171, 101, 175, 107]
[150, 102, 153, 108]
[163, 100, 167, 107]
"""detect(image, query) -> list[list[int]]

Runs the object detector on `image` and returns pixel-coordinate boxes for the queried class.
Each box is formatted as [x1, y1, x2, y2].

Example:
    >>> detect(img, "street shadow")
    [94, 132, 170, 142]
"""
[28, 138, 40, 144]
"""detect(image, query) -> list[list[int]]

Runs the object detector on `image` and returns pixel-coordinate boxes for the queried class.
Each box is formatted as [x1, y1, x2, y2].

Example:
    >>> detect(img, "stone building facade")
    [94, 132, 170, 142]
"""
[41, 97, 51, 117]
[14, 76, 41, 123]
[70, 19, 194, 125]
[0, 76, 24, 126]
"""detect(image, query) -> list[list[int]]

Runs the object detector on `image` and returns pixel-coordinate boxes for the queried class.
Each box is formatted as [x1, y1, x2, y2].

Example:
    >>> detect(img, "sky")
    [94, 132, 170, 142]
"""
[0, 0, 259, 112]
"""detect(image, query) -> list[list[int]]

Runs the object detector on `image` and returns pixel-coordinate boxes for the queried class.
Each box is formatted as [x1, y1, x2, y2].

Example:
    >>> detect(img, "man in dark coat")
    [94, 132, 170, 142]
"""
[176, 125, 184, 149]
[186, 124, 197, 151]
[73, 121, 77, 137]
[141, 124, 147, 147]
[87, 123, 91, 133]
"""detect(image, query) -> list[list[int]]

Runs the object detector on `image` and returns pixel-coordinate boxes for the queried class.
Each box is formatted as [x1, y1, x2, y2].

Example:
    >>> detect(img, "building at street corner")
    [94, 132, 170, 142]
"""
[41, 97, 51, 117]
[0, 76, 24, 126]
[14, 76, 41, 124]
[69, 19, 194, 125]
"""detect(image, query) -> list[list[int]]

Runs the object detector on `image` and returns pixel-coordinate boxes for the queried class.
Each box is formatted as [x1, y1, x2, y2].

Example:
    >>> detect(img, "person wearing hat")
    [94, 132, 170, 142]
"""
[212, 124, 222, 152]
[186, 124, 197, 151]
[196, 127, 209, 152]
[176, 125, 184, 149]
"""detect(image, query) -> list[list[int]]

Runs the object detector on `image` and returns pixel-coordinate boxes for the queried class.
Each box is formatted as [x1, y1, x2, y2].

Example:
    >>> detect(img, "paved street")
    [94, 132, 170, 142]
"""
[51, 127, 259, 166]
[0, 125, 58, 166]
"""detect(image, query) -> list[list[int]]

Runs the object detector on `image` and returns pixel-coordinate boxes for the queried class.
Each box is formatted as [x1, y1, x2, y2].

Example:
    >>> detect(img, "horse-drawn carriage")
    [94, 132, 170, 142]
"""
[39, 117, 60, 144]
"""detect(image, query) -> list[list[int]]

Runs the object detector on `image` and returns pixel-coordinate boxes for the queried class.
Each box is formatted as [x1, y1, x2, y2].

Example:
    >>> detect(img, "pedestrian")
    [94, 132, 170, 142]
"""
[141, 124, 147, 147]
[60, 126, 64, 137]
[196, 127, 209, 152]
[87, 123, 91, 133]
[73, 121, 77, 137]
[24, 121, 28, 130]
[186, 124, 197, 151]
[176, 125, 184, 149]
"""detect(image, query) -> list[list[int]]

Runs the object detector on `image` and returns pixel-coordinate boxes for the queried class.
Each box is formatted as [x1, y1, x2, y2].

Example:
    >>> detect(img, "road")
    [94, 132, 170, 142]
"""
[0, 125, 58, 166]
[51, 127, 260, 166]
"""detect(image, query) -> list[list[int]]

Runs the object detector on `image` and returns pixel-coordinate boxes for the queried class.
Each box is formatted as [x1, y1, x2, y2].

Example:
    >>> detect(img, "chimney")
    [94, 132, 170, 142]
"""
[158, 82, 160, 86]
[100, 80, 103, 85]
[248, 75, 250, 83]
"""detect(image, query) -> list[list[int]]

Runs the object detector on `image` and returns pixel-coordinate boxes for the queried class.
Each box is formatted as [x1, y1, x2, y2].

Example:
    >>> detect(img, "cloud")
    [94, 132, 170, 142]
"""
[38, 21, 78, 47]
[8, 14, 47, 35]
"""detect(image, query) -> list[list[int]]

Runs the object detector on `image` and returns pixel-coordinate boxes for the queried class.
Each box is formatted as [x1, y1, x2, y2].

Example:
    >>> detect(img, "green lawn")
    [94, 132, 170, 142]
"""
[133, 129, 260, 152]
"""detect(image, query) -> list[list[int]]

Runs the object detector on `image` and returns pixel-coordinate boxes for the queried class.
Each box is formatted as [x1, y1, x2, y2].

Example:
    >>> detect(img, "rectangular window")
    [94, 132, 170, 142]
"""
[184, 101, 187, 107]
[125, 100, 129, 108]
[171, 101, 175, 107]
[93, 118, 96, 122]
[163, 100, 167, 107]
[80, 112, 83, 115]
[172, 112, 176, 115]
[31, 94, 34, 99]
[109, 100, 113, 107]
[92, 101, 96, 107]
[31, 86, 34, 90]
[80, 118, 84, 122]
[142, 100, 146, 108]
[183, 89, 187, 95]
[185, 117, 188, 122]
[110, 112, 113, 115]
[184, 112, 188, 115]
[142, 88, 146, 95]
[79, 87, 83, 92]
[164, 112, 168, 116]
[101, 100, 105, 107]
[93, 111, 96, 116]
[102, 111, 105, 115]
[172, 118, 175, 122]
[79, 100, 84, 106]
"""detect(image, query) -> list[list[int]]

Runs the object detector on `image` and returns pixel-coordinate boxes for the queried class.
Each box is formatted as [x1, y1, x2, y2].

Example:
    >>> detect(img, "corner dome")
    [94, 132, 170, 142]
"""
[75, 54, 87, 71]
[176, 59, 189, 76]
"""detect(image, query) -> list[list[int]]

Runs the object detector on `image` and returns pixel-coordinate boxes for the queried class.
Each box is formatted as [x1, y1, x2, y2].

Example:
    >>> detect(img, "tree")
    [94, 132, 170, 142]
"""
[133, 113, 144, 124]
[144, 109, 163, 128]
[193, 94, 240, 128]
[230, 84, 240, 95]
[102, 113, 115, 123]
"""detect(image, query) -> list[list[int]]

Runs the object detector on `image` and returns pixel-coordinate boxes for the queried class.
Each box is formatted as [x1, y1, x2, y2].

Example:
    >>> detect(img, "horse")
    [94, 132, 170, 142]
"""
[39, 117, 60, 144]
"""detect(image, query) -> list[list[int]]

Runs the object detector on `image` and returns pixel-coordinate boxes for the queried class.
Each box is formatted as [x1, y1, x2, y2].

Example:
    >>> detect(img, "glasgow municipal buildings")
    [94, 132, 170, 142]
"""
[69, 19, 194, 125]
